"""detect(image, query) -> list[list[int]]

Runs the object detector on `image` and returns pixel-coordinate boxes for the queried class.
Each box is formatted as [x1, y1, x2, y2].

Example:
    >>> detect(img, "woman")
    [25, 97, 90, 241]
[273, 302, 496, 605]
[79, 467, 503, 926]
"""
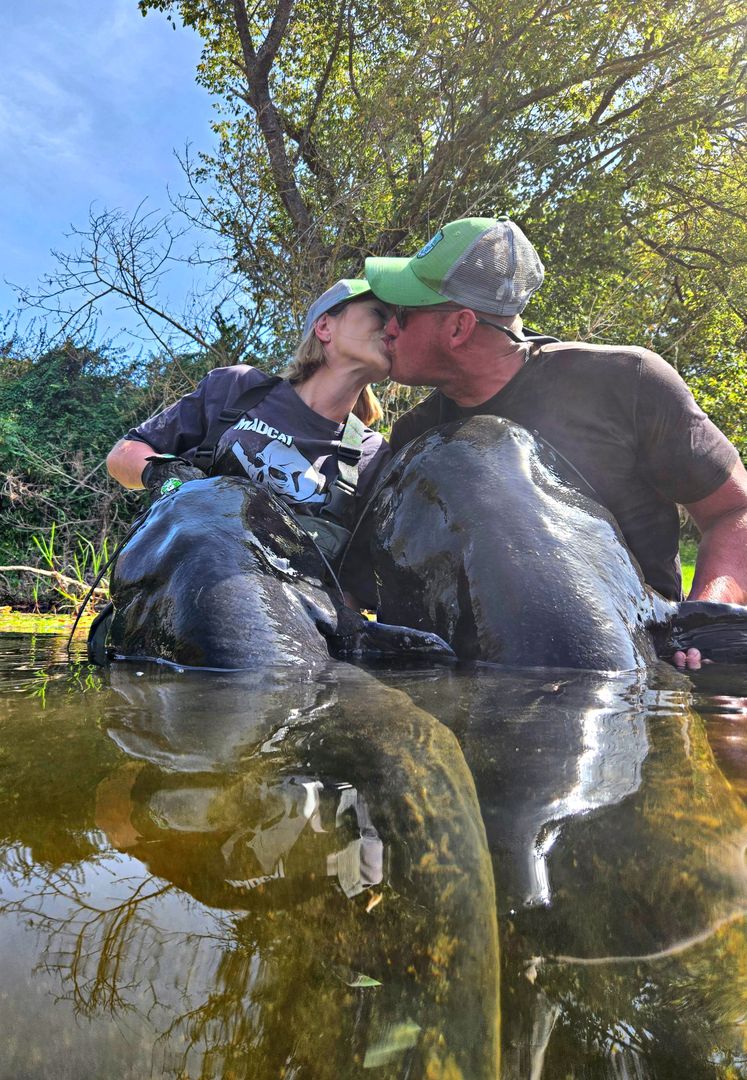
[106, 279, 392, 605]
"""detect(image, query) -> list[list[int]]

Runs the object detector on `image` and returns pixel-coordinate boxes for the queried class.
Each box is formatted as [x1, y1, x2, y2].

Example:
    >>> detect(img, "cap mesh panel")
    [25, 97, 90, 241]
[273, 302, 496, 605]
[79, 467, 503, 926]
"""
[442, 223, 544, 315]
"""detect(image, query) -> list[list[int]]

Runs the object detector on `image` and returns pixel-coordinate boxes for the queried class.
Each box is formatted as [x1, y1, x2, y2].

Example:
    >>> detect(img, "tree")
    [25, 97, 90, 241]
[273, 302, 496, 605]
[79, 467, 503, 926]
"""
[125, 0, 744, 347]
[26, 0, 747, 419]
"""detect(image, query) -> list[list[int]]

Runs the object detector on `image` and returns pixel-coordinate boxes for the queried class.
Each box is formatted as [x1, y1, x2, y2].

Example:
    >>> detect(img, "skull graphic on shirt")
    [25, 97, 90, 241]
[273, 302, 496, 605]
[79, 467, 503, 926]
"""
[229, 439, 326, 504]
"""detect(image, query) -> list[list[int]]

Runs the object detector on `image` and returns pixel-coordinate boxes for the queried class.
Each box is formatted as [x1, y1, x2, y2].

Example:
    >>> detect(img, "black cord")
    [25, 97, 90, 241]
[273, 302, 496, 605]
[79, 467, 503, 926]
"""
[65, 506, 151, 658]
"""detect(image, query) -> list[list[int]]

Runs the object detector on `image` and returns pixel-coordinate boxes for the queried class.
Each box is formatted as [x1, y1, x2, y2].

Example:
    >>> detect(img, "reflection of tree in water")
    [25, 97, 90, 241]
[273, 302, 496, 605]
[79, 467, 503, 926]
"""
[0, 665, 501, 1080]
[4, 649, 747, 1077]
[0, 845, 442, 1078]
[23, 867, 177, 1019]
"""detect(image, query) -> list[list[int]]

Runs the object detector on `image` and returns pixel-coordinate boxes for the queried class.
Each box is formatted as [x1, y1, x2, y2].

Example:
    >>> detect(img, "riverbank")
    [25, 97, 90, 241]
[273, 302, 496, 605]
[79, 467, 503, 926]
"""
[0, 609, 96, 635]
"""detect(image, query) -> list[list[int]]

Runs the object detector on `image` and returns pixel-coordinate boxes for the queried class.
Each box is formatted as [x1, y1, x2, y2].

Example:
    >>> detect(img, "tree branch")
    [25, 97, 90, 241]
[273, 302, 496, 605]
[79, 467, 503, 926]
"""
[0, 567, 109, 596]
[231, 0, 324, 257]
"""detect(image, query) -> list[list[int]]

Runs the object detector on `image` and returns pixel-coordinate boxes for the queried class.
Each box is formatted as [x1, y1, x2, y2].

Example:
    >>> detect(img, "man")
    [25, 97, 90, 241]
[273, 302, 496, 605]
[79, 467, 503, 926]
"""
[364, 216, 747, 669]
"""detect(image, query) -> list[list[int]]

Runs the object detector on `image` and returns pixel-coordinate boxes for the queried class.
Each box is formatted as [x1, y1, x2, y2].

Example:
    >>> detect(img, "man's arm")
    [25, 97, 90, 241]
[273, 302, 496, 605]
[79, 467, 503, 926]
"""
[106, 438, 156, 489]
[684, 458, 747, 604]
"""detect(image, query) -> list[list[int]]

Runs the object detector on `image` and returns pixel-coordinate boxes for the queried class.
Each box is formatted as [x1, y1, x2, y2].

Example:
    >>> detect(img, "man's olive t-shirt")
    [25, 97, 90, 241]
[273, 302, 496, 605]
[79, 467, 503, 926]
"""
[390, 342, 738, 600]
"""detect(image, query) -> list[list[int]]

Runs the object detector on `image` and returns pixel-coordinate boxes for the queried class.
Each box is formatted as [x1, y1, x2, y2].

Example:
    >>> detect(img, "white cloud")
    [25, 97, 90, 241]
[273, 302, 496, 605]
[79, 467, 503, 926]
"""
[0, 70, 91, 183]
[0, 0, 208, 196]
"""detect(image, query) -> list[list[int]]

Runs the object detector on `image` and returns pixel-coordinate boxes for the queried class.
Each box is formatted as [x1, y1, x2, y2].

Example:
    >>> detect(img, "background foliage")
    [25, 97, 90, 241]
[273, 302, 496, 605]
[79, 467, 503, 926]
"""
[3, 0, 746, 602]
[0, 338, 220, 605]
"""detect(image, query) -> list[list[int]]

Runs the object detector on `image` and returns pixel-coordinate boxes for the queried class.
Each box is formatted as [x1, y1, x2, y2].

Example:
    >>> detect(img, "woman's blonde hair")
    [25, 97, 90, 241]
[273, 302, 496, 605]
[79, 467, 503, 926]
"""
[283, 300, 384, 427]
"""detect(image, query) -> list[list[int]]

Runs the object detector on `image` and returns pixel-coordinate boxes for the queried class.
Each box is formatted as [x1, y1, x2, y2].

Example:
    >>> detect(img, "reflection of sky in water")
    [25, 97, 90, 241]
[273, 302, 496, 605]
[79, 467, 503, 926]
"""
[534, 697, 648, 905]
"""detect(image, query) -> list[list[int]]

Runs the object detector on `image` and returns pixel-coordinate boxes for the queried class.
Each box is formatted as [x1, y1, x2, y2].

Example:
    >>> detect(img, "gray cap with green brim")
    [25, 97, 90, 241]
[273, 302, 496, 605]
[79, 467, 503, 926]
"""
[302, 278, 371, 338]
[364, 216, 544, 316]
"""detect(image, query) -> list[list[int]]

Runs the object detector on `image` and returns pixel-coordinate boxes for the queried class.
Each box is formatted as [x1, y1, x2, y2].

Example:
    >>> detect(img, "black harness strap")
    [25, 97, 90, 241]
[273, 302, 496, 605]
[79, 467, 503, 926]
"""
[321, 411, 365, 524]
[192, 374, 283, 470]
[193, 373, 365, 529]
[291, 410, 365, 562]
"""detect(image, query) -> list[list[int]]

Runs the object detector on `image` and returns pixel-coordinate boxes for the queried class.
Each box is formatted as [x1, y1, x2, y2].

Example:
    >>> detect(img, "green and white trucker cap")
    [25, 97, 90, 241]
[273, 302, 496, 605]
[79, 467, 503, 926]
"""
[302, 278, 371, 338]
[365, 216, 544, 316]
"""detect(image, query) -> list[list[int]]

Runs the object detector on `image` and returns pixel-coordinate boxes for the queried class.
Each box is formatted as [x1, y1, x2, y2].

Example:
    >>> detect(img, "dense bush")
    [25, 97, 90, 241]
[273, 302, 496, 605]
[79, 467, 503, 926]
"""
[0, 339, 217, 606]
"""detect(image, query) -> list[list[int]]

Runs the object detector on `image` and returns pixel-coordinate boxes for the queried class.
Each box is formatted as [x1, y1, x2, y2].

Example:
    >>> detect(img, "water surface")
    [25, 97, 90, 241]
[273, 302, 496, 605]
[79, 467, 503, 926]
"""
[0, 634, 745, 1078]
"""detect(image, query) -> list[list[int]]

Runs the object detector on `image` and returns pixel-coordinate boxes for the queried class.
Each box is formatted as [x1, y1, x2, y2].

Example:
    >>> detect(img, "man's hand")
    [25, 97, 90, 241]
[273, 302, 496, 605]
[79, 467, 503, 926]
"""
[671, 647, 712, 670]
[141, 456, 205, 500]
[666, 459, 747, 671]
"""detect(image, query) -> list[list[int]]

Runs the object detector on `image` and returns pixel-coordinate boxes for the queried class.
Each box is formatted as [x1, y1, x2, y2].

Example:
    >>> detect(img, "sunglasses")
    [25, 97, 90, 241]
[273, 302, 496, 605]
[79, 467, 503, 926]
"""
[393, 303, 457, 329]
[393, 304, 526, 343]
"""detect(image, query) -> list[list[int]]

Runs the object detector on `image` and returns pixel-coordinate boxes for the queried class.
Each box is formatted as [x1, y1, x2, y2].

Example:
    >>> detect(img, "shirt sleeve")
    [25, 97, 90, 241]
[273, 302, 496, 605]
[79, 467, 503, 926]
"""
[635, 349, 739, 505]
[124, 378, 212, 457]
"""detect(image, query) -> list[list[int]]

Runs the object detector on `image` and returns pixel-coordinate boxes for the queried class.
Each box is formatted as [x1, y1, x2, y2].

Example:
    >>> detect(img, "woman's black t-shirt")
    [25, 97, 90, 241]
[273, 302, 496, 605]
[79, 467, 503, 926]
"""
[125, 365, 391, 604]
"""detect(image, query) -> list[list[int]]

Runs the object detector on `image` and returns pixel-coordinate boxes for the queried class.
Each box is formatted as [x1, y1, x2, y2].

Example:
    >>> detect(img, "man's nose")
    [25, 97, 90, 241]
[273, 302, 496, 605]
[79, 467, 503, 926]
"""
[383, 315, 399, 340]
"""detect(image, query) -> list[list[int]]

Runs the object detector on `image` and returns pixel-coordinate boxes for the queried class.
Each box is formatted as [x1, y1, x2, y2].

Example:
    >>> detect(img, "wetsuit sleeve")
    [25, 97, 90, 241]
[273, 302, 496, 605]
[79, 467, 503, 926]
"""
[635, 350, 739, 505]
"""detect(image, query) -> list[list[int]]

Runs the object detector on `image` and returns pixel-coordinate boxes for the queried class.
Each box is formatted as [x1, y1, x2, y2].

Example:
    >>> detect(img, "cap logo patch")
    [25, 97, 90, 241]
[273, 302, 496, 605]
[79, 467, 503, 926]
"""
[416, 230, 444, 258]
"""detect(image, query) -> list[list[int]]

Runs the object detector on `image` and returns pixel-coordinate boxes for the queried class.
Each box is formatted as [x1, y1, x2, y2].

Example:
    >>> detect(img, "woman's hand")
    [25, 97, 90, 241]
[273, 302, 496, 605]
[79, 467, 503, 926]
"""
[141, 456, 205, 500]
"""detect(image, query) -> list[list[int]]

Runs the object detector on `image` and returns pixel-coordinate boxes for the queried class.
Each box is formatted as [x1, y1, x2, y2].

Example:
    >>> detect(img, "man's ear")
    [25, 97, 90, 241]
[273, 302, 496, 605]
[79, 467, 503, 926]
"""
[449, 308, 479, 347]
[314, 314, 333, 343]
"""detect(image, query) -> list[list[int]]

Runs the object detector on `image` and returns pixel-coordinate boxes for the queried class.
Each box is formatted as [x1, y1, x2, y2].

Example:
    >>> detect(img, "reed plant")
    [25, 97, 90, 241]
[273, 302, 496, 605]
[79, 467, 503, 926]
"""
[1, 526, 110, 613]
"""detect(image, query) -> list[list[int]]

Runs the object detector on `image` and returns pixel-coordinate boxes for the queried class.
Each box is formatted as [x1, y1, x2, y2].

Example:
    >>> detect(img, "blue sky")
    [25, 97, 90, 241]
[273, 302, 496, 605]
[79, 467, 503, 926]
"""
[0, 0, 215, 346]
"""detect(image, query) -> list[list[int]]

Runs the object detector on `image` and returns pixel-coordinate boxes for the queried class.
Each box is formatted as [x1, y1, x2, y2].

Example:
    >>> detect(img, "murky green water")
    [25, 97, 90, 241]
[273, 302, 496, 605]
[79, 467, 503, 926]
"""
[0, 634, 745, 1078]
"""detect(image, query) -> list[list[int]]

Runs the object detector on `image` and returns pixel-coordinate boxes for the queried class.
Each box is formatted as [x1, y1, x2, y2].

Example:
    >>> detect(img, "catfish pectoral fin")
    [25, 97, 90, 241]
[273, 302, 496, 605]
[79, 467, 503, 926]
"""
[658, 601, 747, 663]
[330, 619, 456, 661]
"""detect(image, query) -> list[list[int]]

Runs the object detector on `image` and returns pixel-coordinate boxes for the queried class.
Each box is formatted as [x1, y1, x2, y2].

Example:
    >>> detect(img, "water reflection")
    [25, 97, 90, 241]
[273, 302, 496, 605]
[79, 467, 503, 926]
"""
[376, 665, 747, 1077]
[0, 637, 745, 1077]
[688, 665, 747, 806]
[0, 642, 499, 1079]
[380, 669, 653, 909]
[100, 668, 387, 900]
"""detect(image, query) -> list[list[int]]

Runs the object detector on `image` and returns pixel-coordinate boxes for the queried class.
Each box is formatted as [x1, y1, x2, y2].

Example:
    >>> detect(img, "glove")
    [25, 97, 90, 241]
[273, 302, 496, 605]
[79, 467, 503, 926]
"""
[141, 455, 205, 500]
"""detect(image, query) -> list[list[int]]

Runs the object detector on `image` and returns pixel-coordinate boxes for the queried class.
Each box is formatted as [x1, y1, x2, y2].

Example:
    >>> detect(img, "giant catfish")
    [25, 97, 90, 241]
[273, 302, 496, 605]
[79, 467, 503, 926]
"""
[364, 416, 747, 670]
[96, 475, 452, 670]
